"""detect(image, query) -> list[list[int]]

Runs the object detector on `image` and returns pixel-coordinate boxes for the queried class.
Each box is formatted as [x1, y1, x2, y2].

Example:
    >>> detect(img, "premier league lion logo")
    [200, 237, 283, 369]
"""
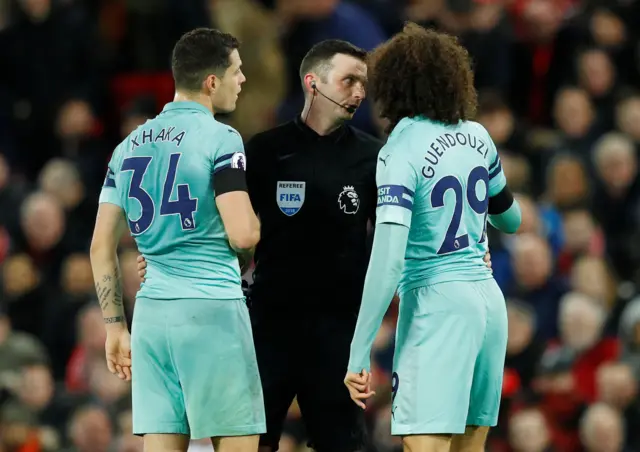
[338, 186, 360, 214]
[231, 152, 246, 171]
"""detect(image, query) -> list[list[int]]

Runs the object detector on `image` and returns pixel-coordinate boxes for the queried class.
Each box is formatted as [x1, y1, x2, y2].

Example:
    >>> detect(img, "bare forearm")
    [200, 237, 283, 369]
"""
[230, 212, 261, 253]
[91, 252, 126, 327]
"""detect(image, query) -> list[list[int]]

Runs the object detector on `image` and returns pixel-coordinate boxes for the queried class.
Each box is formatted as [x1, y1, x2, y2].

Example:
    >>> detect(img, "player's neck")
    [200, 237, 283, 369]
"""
[173, 91, 214, 115]
[300, 103, 343, 136]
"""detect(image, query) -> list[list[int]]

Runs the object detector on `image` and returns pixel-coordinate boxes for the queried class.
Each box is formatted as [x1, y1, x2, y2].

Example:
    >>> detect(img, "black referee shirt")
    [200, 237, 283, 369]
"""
[245, 116, 383, 313]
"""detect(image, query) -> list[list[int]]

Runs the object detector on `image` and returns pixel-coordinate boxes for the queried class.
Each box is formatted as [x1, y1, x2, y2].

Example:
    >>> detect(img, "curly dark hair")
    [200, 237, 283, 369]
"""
[367, 23, 477, 133]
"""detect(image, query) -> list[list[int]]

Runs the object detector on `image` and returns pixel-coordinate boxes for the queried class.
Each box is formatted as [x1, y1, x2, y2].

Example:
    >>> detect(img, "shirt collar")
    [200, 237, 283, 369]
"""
[161, 101, 214, 116]
[389, 116, 420, 138]
[294, 115, 347, 143]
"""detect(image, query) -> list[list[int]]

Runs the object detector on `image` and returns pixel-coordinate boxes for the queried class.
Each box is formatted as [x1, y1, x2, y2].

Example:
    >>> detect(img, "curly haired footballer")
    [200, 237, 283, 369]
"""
[367, 23, 478, 133]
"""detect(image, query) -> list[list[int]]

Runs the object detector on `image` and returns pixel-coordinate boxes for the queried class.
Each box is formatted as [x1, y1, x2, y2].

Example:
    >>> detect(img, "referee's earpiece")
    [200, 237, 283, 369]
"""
[309, 79, 356, 114]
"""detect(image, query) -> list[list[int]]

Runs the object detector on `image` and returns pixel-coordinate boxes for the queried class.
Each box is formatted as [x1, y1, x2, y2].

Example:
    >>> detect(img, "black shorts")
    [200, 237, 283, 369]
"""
[250, 302, 368, 452]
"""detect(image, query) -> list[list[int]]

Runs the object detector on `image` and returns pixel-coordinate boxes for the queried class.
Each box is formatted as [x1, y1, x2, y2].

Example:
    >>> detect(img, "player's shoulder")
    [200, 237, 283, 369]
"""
[111, 123, 146, 163]
[203, 118, 239, 141]
[201, 121, 242, 161]
[461, 120, 498, 162]
[383, 119, 424, 159]
[461, 120, 491, 139]
[386, 116, 427, 145]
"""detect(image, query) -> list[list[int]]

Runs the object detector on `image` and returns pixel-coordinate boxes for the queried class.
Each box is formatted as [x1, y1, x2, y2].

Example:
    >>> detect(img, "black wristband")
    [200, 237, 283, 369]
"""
[488, 185, 514, 215]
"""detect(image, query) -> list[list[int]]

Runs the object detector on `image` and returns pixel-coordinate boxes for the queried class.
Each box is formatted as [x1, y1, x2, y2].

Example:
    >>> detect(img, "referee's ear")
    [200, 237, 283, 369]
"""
[303, 73, 316, 96]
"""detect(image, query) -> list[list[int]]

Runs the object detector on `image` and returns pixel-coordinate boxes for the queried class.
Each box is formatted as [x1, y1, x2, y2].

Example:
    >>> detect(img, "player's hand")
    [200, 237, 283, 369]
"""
[105, 328, 132, 381]
[344, 369, 376, 409]
[484, 251, 492, 273]
[136, 254, 147, 282]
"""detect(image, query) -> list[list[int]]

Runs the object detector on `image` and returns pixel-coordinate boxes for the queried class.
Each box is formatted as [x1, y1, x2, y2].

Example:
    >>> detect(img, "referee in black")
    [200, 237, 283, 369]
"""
[245, 40, 381, 452]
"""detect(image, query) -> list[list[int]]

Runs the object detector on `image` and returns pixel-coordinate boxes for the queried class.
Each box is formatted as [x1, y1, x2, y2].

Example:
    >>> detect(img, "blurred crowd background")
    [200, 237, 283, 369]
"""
[1, 0, 640, 451]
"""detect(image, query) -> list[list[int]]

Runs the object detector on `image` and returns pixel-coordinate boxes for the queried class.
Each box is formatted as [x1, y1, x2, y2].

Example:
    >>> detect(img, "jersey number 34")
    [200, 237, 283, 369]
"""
[431, 166, 489, 255]
[121, 153, 198, 235]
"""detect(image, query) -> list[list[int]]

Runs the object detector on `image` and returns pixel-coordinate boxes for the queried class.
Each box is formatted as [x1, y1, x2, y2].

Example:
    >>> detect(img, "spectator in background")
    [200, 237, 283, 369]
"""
[591, 132, 640, 281]
[119, 95, 158, 140]
[2, 254, 49, 343]
[551, 87, 602, 158]
[211, 0, 287, 139]
[16, 192, 68, 283]
[63, 405, 113, 452]
[508, 408, 555, 452]
[618, 296, 640, 378]
[543, 153, 591, 211]
[509, 233, 568, 340]
[505, 300, 547, 391]
[43, 253, 94, 380]
[614, 91, 640, 151]
[38, 158, 96, 251]
[596, 362, 640, 451]
[535, 292, 618, 451]
[576, 48, 617, 129]
[579, 403, 626, 452]
[0, 0, 105, 179]
[557, 208, 603, 276]
[0, 300, 49, 393]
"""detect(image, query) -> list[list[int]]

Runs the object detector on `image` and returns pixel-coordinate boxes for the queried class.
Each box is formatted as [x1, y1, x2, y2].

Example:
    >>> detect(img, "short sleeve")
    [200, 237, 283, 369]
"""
[375, 147, 418, 228]
[212, 128, 248, 195]
[213, 129, 246, 175]
[99, 152, 122, 207]
[486, 138, 507, 197]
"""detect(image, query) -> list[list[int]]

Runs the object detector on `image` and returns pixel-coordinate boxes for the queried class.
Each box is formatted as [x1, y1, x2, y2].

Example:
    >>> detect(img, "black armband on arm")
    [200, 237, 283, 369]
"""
[214, 167, 248, 196]
[488, 185, 515, 215]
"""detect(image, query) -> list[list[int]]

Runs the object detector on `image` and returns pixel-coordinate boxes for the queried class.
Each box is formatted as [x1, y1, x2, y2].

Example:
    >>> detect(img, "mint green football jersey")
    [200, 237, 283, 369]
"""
[375, 116, 507, 294]
[99, 101, 245, 300]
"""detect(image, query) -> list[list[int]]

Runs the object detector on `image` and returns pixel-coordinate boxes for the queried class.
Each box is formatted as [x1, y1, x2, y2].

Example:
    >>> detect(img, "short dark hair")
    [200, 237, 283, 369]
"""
[171, 28, 240, 92]
[299, 39, 367, 83]
[367, 23, 477, 133]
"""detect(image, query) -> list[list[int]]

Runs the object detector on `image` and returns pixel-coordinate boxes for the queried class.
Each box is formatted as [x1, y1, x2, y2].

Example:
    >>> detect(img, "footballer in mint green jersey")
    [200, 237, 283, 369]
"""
[91, 28, 265, 448]
[376, 117, 506, 292]
[346, 26, 522, 445]
[350, 116, 520, 437]
[101, 102, 245, 301]
[100, 101, 265, 440]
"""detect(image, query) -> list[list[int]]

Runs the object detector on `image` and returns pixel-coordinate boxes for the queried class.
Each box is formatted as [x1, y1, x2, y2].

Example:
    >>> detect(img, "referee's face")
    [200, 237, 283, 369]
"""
[212, 49, 246, 114]
[322, 54, 367, 120]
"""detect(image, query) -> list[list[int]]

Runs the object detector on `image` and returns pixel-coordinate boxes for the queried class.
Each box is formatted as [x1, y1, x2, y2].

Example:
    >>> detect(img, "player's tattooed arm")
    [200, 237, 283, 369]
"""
[94, 264, 126, 326]
[90, 202, 128, 329]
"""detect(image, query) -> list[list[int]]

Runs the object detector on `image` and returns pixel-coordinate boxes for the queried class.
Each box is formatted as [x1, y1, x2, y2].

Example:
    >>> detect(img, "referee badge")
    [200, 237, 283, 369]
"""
[338, 186, 360, 214]
[276, 181, 306, 216]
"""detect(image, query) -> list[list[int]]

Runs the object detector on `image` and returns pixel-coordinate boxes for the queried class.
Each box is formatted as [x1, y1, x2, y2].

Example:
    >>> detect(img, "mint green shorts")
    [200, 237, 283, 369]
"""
[131, 297, 266, 439]
[391, 279, 507, 436]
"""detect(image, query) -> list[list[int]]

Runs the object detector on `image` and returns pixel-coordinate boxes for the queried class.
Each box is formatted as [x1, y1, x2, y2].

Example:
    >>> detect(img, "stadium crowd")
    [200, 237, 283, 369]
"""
[1, 0, 640, 451]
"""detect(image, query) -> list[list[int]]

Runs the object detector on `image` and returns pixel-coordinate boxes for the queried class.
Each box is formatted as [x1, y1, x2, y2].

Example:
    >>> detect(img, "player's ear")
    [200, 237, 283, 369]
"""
[204, 74, 219, 95]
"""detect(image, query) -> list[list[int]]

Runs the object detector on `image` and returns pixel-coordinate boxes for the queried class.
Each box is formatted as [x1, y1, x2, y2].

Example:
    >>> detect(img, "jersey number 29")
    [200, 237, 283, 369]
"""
[431, 166, 489, 254]
[121, 153, 197, 234]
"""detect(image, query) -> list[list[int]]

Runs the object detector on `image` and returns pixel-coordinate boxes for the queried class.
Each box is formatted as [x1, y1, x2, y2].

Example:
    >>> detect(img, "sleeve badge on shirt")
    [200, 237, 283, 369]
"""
[231, 152, 246, 171]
